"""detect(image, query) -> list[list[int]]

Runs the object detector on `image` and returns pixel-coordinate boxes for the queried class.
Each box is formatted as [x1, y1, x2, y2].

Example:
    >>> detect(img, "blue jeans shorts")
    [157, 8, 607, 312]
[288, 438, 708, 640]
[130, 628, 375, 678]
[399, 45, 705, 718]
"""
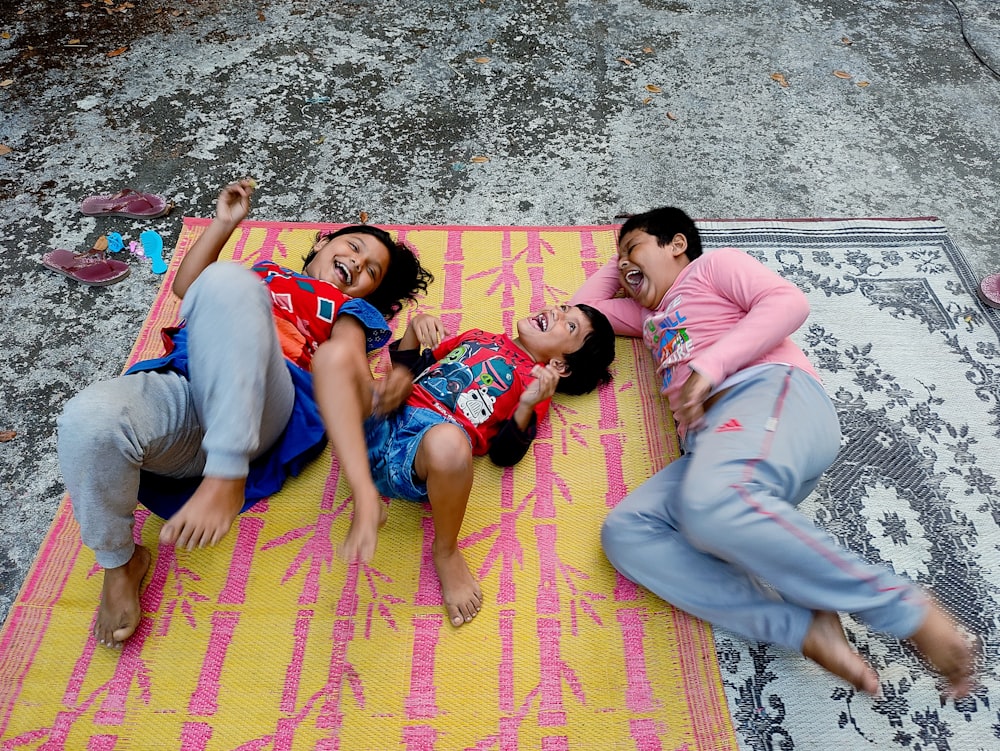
[364, 405, 461, 502]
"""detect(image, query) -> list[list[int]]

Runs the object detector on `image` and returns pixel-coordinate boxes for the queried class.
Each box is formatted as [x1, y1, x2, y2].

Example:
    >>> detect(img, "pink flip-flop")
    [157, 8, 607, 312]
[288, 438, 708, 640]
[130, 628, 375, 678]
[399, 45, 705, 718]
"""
[79, 189, 170, 219]
[42, 247, 130, 286]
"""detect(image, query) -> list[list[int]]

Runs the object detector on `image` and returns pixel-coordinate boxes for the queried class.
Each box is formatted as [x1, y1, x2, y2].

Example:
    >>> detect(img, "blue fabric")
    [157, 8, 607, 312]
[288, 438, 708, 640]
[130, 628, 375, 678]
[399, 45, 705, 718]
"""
[363, 405, 459, 503]
[334, 298, 393, 352]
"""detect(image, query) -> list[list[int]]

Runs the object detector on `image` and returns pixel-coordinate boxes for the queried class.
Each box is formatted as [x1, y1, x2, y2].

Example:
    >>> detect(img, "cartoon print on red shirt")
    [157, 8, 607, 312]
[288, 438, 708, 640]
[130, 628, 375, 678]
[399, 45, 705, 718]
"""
[416, 339, 516, 426]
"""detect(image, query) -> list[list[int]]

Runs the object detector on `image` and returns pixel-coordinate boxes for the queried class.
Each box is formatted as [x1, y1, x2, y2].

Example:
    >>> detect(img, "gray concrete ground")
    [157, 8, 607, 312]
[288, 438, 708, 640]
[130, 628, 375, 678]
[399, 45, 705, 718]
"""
[2, 0, 998, 661]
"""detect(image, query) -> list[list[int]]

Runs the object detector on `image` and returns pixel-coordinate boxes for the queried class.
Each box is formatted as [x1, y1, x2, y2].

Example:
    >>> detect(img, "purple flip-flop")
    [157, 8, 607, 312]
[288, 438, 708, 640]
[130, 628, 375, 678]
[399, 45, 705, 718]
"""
[42, 247, 130, 286]
[79, 189, 170, 219]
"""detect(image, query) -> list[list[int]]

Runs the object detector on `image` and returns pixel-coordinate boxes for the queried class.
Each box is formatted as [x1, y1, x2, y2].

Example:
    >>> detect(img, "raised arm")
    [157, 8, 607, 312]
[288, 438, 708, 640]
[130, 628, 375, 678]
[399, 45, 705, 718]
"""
[569, 257, 646, 337]
[397, 312, 449, 352]
[172, 179, 255, 299]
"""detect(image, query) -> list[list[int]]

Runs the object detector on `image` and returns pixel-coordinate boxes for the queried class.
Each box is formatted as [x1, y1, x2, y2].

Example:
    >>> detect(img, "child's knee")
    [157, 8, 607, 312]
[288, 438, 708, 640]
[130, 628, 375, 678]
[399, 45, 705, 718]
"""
[182, 262, 262, 316]
[196, 260, 254, 290]
[600, 506, 630, 561]
[420, 425, 472, 477]
[312, 334, 367, 378]
[59, 383, 121, 442]
[673, 476, 742, 547]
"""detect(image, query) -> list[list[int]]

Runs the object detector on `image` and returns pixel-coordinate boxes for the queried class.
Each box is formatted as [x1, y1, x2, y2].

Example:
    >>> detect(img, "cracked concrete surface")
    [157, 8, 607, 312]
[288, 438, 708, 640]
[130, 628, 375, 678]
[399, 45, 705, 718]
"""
[2, 0, 999, 664]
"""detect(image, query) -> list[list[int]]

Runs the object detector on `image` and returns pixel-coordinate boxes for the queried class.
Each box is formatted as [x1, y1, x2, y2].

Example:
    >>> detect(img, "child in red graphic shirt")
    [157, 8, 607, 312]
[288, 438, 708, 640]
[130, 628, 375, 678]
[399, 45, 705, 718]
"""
[324, 307, 615, 628]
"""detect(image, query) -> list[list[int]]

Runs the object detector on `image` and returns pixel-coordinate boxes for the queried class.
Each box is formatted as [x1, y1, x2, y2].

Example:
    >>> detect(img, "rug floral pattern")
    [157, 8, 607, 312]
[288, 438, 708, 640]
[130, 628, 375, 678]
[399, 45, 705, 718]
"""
[698, 219, 1000, 751]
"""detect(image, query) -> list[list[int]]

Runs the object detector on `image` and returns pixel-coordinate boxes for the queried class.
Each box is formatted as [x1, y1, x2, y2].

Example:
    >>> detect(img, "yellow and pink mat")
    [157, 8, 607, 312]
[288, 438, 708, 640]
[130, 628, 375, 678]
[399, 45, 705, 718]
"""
[0, 220, 737, 750]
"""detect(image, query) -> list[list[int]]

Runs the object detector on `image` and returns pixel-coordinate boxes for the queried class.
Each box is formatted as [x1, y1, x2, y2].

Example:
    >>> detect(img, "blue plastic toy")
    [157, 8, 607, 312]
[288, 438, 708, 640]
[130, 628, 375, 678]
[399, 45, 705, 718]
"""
[140, 230, 167, 274]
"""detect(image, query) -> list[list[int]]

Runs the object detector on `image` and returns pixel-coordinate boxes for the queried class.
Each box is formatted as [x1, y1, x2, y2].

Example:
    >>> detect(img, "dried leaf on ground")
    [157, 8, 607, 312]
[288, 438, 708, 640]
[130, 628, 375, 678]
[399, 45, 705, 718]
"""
[257, 11, 265, 21]
[68, 38, 82, 44]
[616, 57, 634, 66]
[666, 111, 678, 121]
[0, 79, 12, 87]
[833, 70, 853, 79]
[642, 97, 652, 105]
[643, 46, 654, 53]
[645, 84, 662, 93]
[841, 37, 853, 45]
[474, 56, 490, 64]
[470, 155, 490, 163]
[771, 72, 789, 88]
[359, 211, 369, 223]
[0, 145, 12, 156]
[107, 45, 128, 57]
[0, 430, 16, 442]
[1, 32, 10, 40]
[857, 81, 870, 88]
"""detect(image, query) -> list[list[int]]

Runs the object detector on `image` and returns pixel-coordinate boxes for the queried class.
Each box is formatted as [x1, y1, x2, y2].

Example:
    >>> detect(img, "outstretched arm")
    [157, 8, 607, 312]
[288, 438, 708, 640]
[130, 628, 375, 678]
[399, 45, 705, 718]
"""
[311, 315, 384, 563]
[173, 179, 254, 299]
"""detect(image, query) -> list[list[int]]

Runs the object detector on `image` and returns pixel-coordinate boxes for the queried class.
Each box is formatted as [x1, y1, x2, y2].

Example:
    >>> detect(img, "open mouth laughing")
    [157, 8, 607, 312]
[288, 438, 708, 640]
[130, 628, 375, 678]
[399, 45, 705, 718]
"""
[334, 260, 353, 286]
[530, 312, 549, 331]
[623, 268, 644, 295]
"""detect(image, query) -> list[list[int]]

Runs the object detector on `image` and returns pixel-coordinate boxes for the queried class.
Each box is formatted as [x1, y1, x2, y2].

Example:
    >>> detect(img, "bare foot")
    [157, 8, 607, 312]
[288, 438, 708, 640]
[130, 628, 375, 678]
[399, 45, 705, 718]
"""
[94, 545, 151, 648]
[433, 544, 482, 627]
[338, 493, 388, 564]
[802, 611, 880, 695]
[159, 476, 245, 550]
[907, 600, 977, 698]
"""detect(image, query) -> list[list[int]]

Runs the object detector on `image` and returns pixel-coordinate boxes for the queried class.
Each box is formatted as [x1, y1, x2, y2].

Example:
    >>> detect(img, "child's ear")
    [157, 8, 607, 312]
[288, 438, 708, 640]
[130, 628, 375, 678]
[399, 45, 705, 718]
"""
[669, 233, 688, 256]
[550, 358, 570, 376]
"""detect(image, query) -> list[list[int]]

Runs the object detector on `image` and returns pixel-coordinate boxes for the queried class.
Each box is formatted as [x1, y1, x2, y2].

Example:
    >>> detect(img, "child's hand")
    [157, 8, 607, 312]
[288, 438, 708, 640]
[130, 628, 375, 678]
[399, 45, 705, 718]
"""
[214, 179, 255, 226]
[409, 313, 448, 351]
[372, 366, 414, 417]
[520, 363, 561, 409]
[676, 371, 712, 430]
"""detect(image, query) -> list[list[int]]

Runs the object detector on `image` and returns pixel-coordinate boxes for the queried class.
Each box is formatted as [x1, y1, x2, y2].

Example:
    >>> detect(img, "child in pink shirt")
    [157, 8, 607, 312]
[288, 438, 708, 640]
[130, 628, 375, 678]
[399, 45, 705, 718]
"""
[572, 206, 975, 698]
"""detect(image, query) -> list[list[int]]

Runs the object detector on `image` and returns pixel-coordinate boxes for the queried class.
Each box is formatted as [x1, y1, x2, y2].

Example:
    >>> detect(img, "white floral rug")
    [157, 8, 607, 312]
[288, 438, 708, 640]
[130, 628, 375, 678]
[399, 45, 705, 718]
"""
[697, 218, 1000, 751]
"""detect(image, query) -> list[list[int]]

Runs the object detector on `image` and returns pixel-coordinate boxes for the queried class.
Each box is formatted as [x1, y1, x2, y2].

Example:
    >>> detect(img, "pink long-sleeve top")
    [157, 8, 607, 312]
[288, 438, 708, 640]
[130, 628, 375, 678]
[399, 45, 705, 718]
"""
[571, 248, 819, 435]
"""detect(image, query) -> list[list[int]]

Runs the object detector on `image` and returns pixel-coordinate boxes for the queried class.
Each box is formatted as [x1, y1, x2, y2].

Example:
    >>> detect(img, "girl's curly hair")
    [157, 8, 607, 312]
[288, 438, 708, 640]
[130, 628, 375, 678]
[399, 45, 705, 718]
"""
[303, 225, 433, 320]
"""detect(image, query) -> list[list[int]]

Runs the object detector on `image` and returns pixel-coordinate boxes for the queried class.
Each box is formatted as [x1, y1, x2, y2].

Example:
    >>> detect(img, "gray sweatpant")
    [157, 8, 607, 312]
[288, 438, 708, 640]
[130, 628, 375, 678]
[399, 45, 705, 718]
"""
[601, 365, 927, 651]
[57, 262, 295, 569]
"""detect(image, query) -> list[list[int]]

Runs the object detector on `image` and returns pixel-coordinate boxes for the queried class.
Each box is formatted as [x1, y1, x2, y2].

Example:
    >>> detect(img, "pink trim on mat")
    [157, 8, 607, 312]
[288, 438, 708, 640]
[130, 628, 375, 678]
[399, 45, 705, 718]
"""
[676, 610, 737, 747]
[0, 501, 82, 736]
[182, 215, 941, 231]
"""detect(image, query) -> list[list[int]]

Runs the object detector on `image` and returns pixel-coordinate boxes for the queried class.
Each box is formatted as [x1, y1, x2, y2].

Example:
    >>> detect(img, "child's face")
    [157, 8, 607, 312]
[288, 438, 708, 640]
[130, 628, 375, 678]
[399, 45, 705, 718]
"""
[616, 228, 690, 309]
[516, 304, 593, 369]
[304, 232, 391, 299]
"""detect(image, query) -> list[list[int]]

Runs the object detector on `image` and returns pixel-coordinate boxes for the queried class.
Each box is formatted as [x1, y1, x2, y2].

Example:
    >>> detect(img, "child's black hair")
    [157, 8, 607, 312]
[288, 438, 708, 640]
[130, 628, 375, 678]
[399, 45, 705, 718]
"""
[618, 207, 703, 261]
[557, 304, 616, 396]
[303, 225, 433, 321]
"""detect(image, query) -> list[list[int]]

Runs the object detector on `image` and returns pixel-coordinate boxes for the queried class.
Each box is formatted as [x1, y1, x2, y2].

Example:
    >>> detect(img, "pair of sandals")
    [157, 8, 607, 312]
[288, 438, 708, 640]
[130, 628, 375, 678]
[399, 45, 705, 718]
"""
[42, 189, 172, 286]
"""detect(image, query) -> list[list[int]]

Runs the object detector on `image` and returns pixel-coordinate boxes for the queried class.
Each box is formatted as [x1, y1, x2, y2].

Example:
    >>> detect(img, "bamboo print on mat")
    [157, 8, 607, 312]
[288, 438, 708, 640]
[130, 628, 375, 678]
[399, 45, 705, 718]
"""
[0, 219, 736, 750]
